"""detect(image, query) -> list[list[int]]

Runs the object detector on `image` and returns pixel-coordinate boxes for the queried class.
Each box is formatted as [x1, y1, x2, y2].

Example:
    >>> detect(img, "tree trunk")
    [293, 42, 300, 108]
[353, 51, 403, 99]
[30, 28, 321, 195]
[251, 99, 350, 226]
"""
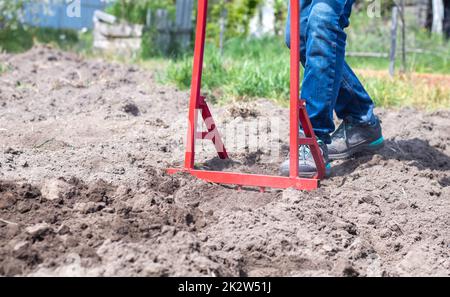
[432, 0, 444, 33]
[389, 6, 398, 77]
[444, 0, 450, 38]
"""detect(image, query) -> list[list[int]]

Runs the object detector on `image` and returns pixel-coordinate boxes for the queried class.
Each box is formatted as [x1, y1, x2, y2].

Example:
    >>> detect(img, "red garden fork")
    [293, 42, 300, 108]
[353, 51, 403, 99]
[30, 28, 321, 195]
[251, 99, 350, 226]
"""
[167, 0, 326, 191]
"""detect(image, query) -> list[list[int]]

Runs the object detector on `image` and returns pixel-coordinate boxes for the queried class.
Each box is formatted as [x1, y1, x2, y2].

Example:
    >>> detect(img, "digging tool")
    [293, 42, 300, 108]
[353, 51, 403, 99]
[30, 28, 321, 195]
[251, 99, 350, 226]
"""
[167, 0, 325, 191]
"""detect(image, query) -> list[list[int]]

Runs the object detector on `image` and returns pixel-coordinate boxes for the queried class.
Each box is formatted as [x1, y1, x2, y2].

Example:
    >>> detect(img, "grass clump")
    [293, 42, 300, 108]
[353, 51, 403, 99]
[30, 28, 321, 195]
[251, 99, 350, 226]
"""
[360, 74, 450, 110]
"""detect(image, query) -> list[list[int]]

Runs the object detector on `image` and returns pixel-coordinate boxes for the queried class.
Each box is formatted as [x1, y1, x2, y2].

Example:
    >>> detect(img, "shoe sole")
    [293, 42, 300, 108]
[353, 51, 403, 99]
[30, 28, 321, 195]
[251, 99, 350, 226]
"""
[297, 163, 332, 179]
[328, 137, 384, 160]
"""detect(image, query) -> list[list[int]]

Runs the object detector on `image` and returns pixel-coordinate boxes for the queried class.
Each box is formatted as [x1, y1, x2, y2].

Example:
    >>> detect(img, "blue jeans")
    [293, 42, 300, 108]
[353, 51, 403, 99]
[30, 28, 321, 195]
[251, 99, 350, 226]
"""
[285, 0, 376, 143]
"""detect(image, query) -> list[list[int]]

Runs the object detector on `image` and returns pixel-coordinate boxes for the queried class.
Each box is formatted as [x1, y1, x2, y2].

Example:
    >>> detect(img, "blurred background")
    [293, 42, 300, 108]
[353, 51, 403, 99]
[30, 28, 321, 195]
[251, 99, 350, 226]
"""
[1, 0, 449, 109]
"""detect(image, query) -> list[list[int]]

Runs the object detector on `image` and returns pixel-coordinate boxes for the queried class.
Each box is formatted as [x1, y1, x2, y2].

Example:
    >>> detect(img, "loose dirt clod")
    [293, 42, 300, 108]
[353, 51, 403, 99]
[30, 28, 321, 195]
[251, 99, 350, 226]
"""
[0, 46, 449, 276]
[122, 102, 140, 116]
[41, 178, 71, 201]
[25, 223, 52, 238]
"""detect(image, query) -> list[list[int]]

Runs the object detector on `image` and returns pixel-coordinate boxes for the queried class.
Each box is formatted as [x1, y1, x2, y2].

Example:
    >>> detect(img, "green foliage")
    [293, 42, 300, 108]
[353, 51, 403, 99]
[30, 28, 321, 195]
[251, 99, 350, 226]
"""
[107, 0, 180, 58]
[346, 11, 450, 74]
[0, 26, 85, 54]
[273, 0, 287, 35]
[0, 0, 29, 52]
[167, 36, 290, 103]
[108, 0, 264, 58]
[0, 27, 33, 52]
[35, 28, 79, 49]
[106, 0, 176, 24]
[167, 43, 228, 92]
[207, 0, 263, 44]
[140, 28, 160, 58]
[354, 0, 395, 19]
[0, 0, 86, 54]
[140, 25, 184, 59]
[0, 0, 25, 30]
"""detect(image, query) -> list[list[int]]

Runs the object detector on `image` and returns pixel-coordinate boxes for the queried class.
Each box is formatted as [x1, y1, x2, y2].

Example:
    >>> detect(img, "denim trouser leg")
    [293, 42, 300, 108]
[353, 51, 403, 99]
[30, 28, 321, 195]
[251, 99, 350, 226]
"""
[285, 0, 376, 144]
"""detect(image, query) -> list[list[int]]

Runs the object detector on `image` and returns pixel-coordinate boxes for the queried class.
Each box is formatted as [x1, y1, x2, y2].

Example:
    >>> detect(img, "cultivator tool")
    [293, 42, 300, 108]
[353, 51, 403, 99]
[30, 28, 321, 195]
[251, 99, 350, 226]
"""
[167, 0, 325, 191]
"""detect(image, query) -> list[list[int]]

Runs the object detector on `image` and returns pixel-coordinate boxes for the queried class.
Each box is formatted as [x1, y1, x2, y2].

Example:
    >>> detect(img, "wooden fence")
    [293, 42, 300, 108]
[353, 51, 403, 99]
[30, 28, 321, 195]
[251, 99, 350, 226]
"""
[147, 0, 193, 53]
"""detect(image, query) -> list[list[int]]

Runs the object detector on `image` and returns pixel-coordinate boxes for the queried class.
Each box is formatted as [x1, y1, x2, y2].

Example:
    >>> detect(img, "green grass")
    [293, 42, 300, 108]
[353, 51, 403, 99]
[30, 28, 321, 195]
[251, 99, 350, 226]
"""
[166, 35, 449, 109]
[0, 27, 92, 54]
[167, 37, 291, 104]
[165, 9, 450, 109]
[0, 60, 13, 75]
[0, 27, 33, 53]
[360, 76, 450, 110]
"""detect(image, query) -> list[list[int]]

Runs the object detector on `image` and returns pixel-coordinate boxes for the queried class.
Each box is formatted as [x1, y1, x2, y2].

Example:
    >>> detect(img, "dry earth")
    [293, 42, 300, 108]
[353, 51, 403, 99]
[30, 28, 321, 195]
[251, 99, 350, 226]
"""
[0, 46, 449, 276]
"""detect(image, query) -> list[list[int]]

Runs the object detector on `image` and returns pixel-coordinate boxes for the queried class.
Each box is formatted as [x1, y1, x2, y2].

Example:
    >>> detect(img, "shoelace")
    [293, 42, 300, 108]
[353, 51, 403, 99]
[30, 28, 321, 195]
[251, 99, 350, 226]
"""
[298, 130, 311, 161]
[334, 120, 353, 140]
[299, 140, 325, 161]
[298, 130, 324, 161]
[299, 144, 311, 161]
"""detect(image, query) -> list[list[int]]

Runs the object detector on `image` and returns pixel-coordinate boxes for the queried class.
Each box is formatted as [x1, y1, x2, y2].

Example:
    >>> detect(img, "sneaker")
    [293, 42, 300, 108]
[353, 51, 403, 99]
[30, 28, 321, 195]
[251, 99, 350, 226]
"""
[327, 117, 384, 160]
[280, 138, 331, 178]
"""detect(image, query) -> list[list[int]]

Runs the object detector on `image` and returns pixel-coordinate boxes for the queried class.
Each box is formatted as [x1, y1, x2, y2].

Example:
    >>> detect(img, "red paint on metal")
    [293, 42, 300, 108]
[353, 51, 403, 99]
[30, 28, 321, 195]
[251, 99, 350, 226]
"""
[198, 96, 228, 159]
[289, 0, 300, 178]
[184, 0, 208, 169]
[168, 0, 325, 191]
[167, 168, 319, 191]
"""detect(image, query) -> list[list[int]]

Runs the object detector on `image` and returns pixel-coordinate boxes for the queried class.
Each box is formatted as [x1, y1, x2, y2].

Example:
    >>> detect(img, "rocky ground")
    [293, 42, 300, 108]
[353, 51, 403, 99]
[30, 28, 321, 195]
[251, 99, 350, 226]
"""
[0, 46, 449, 276]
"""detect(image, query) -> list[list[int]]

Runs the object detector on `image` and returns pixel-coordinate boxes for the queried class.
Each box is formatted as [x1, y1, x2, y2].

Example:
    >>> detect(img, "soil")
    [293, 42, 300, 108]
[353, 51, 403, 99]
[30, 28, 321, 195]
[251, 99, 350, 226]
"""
[0, 45, 449, 276]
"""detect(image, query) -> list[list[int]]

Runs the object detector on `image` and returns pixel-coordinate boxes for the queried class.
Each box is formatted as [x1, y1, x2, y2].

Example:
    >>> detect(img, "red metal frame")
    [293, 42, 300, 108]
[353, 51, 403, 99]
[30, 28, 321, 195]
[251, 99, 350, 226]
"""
[167, 0, 325, 191]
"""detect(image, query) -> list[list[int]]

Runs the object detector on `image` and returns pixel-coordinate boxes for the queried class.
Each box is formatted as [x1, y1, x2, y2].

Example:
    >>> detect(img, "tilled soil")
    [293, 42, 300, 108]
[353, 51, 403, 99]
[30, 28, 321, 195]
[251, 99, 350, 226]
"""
[0, 46, 449, 276]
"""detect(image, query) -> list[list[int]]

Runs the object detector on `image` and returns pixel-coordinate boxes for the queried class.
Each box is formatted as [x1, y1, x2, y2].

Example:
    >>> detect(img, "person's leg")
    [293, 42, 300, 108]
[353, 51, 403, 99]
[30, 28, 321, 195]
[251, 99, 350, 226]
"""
[333, 3, 376, 124]
[281, 0, 336, 178]
[282, 0, 383, 172]
[324, 1, 383, 159]
[285, 0, 311, 66]
[286, 0, 351, 144]
[328, 61, 384, 160]
[334, 63, 375, 124]
[285, 0, 376, 129]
